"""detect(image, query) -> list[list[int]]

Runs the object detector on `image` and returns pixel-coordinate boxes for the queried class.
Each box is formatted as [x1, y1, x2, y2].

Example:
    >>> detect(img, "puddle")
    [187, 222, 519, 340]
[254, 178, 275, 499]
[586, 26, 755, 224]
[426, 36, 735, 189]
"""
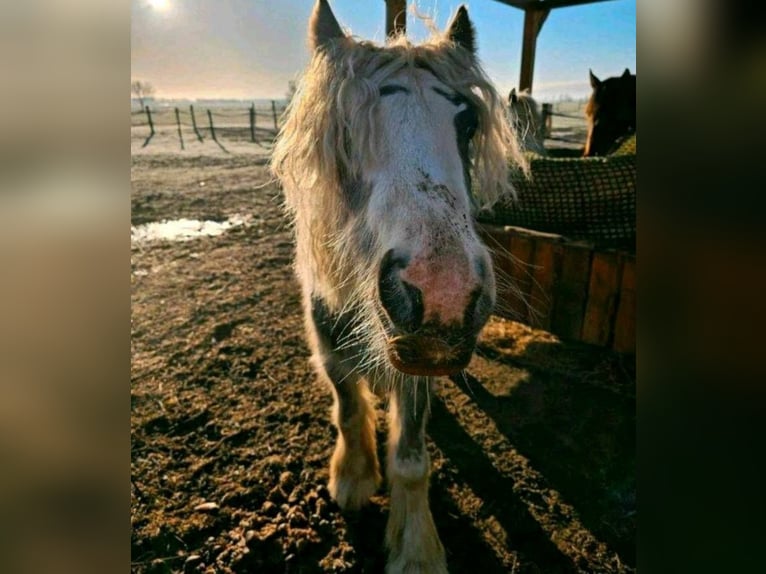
[131, 214, 252, 244]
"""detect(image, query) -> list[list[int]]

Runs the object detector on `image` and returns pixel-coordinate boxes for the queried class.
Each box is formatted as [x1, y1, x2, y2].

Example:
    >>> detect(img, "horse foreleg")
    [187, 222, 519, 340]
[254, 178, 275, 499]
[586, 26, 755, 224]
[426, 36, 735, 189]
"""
[319, 353, 381, 510]
[385, 378, 447, 574]
[310, 297, 381, 510]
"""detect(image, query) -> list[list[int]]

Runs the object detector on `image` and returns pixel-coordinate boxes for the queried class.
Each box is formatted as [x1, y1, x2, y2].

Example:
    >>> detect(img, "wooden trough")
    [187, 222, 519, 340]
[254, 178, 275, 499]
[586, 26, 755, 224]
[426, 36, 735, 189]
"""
[479, 224, 635, 353]
[477, 135, 636, 354]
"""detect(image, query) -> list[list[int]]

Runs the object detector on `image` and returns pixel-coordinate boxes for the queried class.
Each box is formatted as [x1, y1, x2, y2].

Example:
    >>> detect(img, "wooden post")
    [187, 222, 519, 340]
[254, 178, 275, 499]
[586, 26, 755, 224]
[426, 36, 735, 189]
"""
[612, 255, 636, 354]
[141, 105, 156, 148]
[144, 106, 155, 136]
[541, 102, 553, 138]
[528, 235, 564, 330]
[206, 109, 229, 153]
[190, 105, 204, 142]
[207, 109, 217, 142]
[581, 251, 622, 346]
[174, 107, 185, 150]
[519, 8, 549, 93]
[507, 234, 536, 323]
[386, 0, 406, 38]
[271, 100, 278, 133]
[249, 103, 257, 143]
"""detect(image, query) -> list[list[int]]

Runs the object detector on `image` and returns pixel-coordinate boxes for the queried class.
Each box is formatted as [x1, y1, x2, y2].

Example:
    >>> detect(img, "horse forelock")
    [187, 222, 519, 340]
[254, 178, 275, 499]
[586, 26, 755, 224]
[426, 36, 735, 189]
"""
[273, 33, 525, 202]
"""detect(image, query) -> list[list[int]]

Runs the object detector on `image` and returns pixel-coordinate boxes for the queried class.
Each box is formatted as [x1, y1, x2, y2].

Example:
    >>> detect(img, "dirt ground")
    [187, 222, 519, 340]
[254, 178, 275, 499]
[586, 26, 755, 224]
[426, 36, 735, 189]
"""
[131, 132, 635, 573]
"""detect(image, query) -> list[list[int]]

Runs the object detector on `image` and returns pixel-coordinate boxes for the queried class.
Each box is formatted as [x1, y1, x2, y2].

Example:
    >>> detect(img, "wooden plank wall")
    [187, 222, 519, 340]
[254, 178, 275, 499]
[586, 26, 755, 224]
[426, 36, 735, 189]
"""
[478, 223, 635, 354]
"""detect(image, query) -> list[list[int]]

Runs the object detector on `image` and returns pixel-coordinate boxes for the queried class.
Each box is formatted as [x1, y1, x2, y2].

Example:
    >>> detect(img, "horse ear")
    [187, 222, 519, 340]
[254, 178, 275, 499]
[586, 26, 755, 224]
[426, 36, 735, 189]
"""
[589, 69, 601, 88]
[446, 5, 476, 55]
[309, 0, 345, 51]
[509, 88, 517, 103]
[622, 68, 631, 78]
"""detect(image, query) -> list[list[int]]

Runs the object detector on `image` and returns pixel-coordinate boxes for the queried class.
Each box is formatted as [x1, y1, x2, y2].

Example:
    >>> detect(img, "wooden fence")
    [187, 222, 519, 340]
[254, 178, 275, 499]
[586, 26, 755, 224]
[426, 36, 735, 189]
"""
[539, 100, 588, 148]
[478, 223, 635, 354]
[131, 99, 586, 151]
[131, 101, 288, 150]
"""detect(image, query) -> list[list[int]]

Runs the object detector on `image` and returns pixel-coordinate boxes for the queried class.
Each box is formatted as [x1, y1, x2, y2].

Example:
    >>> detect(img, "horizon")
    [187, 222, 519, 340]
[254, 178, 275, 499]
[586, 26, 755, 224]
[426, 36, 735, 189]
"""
[131, 0, 635, 102]
[130, 92, 591, 105]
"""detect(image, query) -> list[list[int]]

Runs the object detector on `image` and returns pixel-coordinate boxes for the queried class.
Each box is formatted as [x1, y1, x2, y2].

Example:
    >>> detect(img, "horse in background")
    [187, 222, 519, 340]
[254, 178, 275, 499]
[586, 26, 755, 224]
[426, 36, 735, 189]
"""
[271, 1, 526, 572]
[508, 87, 548, 156]
[584, 68, 636, 156]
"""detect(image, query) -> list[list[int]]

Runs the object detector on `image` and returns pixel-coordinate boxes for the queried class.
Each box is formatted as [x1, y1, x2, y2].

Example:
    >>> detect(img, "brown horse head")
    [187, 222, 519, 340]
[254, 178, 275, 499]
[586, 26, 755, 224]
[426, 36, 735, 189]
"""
[584, 68, 636, 157]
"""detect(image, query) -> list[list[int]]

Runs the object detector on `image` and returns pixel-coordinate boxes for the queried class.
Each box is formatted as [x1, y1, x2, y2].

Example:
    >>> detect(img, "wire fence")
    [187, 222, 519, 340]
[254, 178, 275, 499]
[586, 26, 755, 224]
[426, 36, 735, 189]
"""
[131, 101, 289, 152]
[131, 99, 588, 151]
[540, 100, 589, 146]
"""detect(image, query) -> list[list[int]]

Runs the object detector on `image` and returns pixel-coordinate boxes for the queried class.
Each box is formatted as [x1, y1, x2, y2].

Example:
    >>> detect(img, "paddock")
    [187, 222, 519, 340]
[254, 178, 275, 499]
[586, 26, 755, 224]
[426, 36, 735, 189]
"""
[130, 130, 635, 572]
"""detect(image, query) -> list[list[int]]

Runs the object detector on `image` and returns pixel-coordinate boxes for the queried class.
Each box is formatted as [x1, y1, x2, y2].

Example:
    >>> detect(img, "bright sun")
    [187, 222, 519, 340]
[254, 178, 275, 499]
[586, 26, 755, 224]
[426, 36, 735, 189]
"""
[148, 0, 170, 11]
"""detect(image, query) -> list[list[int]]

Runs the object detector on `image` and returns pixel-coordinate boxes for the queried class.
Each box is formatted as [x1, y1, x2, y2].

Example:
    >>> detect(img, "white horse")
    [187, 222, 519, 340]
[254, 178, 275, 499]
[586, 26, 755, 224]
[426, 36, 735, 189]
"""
[271, 1, 526, 571]
[508, 87, 547, 156]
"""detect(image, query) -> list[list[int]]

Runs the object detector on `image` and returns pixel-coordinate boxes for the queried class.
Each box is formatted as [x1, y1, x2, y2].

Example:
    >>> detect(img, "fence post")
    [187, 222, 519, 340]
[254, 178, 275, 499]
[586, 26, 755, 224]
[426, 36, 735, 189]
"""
[145, 106, 155, 137]
[174, 107, 185, 150]
[141, 105, 156, 148]
[207, 109, 218, 142]
[541, 102, 553, 138]
[271, 100, 278, 133]
[190, 105, 204, 142]
[249, 103, 257, 143]
[206, 109, 229, 153]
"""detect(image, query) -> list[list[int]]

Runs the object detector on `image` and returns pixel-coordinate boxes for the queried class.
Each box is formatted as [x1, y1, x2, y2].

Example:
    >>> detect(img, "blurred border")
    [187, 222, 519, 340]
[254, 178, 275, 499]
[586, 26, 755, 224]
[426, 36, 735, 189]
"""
[3, 0, 765, 572]
[0, 1, 128, 573]
[640, 0, 766, 571]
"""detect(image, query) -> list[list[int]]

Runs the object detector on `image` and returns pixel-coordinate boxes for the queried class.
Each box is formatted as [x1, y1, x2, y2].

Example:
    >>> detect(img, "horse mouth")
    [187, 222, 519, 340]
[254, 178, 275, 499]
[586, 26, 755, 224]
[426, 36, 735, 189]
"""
[386, 335, 474, 377]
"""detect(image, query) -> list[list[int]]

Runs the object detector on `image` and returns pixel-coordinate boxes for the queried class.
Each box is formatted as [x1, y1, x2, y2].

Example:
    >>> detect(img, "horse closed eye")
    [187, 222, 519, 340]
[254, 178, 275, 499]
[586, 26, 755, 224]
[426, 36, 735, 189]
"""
[380, 85, 409, 97]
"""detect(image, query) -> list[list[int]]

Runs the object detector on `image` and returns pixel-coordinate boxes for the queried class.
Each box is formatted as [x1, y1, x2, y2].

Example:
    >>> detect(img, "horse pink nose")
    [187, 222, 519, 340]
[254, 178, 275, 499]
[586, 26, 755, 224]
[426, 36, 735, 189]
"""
[377, 249, 492, 334]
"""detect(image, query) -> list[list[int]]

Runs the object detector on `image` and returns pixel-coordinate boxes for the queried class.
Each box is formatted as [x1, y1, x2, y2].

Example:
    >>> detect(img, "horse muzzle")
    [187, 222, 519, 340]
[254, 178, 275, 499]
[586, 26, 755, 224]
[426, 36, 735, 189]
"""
[386, 334, 475, 377]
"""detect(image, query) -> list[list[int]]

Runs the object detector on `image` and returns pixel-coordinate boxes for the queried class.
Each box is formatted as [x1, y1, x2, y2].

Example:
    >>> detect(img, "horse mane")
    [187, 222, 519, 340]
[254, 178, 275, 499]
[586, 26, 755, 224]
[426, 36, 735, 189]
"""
[510, 89, 542, 123]
[509, 88, 545, 153]
[271, 31, 527, 227]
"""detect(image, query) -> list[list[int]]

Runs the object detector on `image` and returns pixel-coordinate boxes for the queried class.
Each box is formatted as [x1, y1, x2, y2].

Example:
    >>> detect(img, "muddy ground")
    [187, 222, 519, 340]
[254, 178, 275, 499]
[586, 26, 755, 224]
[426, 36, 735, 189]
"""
[131, 136, 635, 573]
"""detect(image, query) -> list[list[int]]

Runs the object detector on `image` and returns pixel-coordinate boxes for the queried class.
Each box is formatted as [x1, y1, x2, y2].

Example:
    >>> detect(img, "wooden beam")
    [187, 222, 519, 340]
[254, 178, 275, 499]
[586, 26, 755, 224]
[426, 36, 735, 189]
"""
[533, 0, 618, 10]
[492, 0, 535, 8]
[386, 0, 406, 38]
[493, 0, 618, 11]
[519, 8, 549, 92]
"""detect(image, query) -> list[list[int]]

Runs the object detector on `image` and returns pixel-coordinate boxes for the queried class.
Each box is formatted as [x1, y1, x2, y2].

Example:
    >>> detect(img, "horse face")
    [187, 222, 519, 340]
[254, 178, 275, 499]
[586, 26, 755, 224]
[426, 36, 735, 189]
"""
[361, 68, 496, 376]
[584, 70, 636, 156]
[295, 1, 508, 378]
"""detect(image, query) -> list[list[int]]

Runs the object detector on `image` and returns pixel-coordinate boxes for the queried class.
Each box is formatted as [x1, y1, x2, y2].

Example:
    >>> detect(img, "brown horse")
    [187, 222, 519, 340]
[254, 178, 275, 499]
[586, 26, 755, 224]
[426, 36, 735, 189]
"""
[584, 68, 636, 156]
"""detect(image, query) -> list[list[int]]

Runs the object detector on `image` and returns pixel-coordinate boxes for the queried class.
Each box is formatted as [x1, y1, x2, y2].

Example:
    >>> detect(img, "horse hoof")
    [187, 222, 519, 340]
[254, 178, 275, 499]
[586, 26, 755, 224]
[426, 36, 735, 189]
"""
[329, 472, 381, 511]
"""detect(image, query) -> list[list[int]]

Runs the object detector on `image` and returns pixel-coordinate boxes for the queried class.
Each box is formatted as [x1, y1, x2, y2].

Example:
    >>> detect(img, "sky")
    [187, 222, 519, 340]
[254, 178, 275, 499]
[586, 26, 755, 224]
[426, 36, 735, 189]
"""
[131, 0, 635, 101]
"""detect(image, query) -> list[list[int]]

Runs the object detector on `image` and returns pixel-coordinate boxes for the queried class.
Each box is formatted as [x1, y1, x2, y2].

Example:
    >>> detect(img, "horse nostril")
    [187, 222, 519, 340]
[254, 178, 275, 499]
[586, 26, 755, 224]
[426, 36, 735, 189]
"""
[378, 249, 424, 333]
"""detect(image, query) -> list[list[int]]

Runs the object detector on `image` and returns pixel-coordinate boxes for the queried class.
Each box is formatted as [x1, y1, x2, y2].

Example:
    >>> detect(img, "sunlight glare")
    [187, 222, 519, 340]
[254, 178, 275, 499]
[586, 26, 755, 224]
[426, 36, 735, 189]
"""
[148, 0, 170, 11]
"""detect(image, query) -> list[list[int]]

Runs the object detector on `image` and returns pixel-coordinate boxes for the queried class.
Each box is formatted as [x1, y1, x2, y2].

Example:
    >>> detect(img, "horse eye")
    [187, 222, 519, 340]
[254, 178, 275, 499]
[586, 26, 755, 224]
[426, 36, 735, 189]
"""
[456, 107, 478, 139]
[380, 85, 409, 97]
